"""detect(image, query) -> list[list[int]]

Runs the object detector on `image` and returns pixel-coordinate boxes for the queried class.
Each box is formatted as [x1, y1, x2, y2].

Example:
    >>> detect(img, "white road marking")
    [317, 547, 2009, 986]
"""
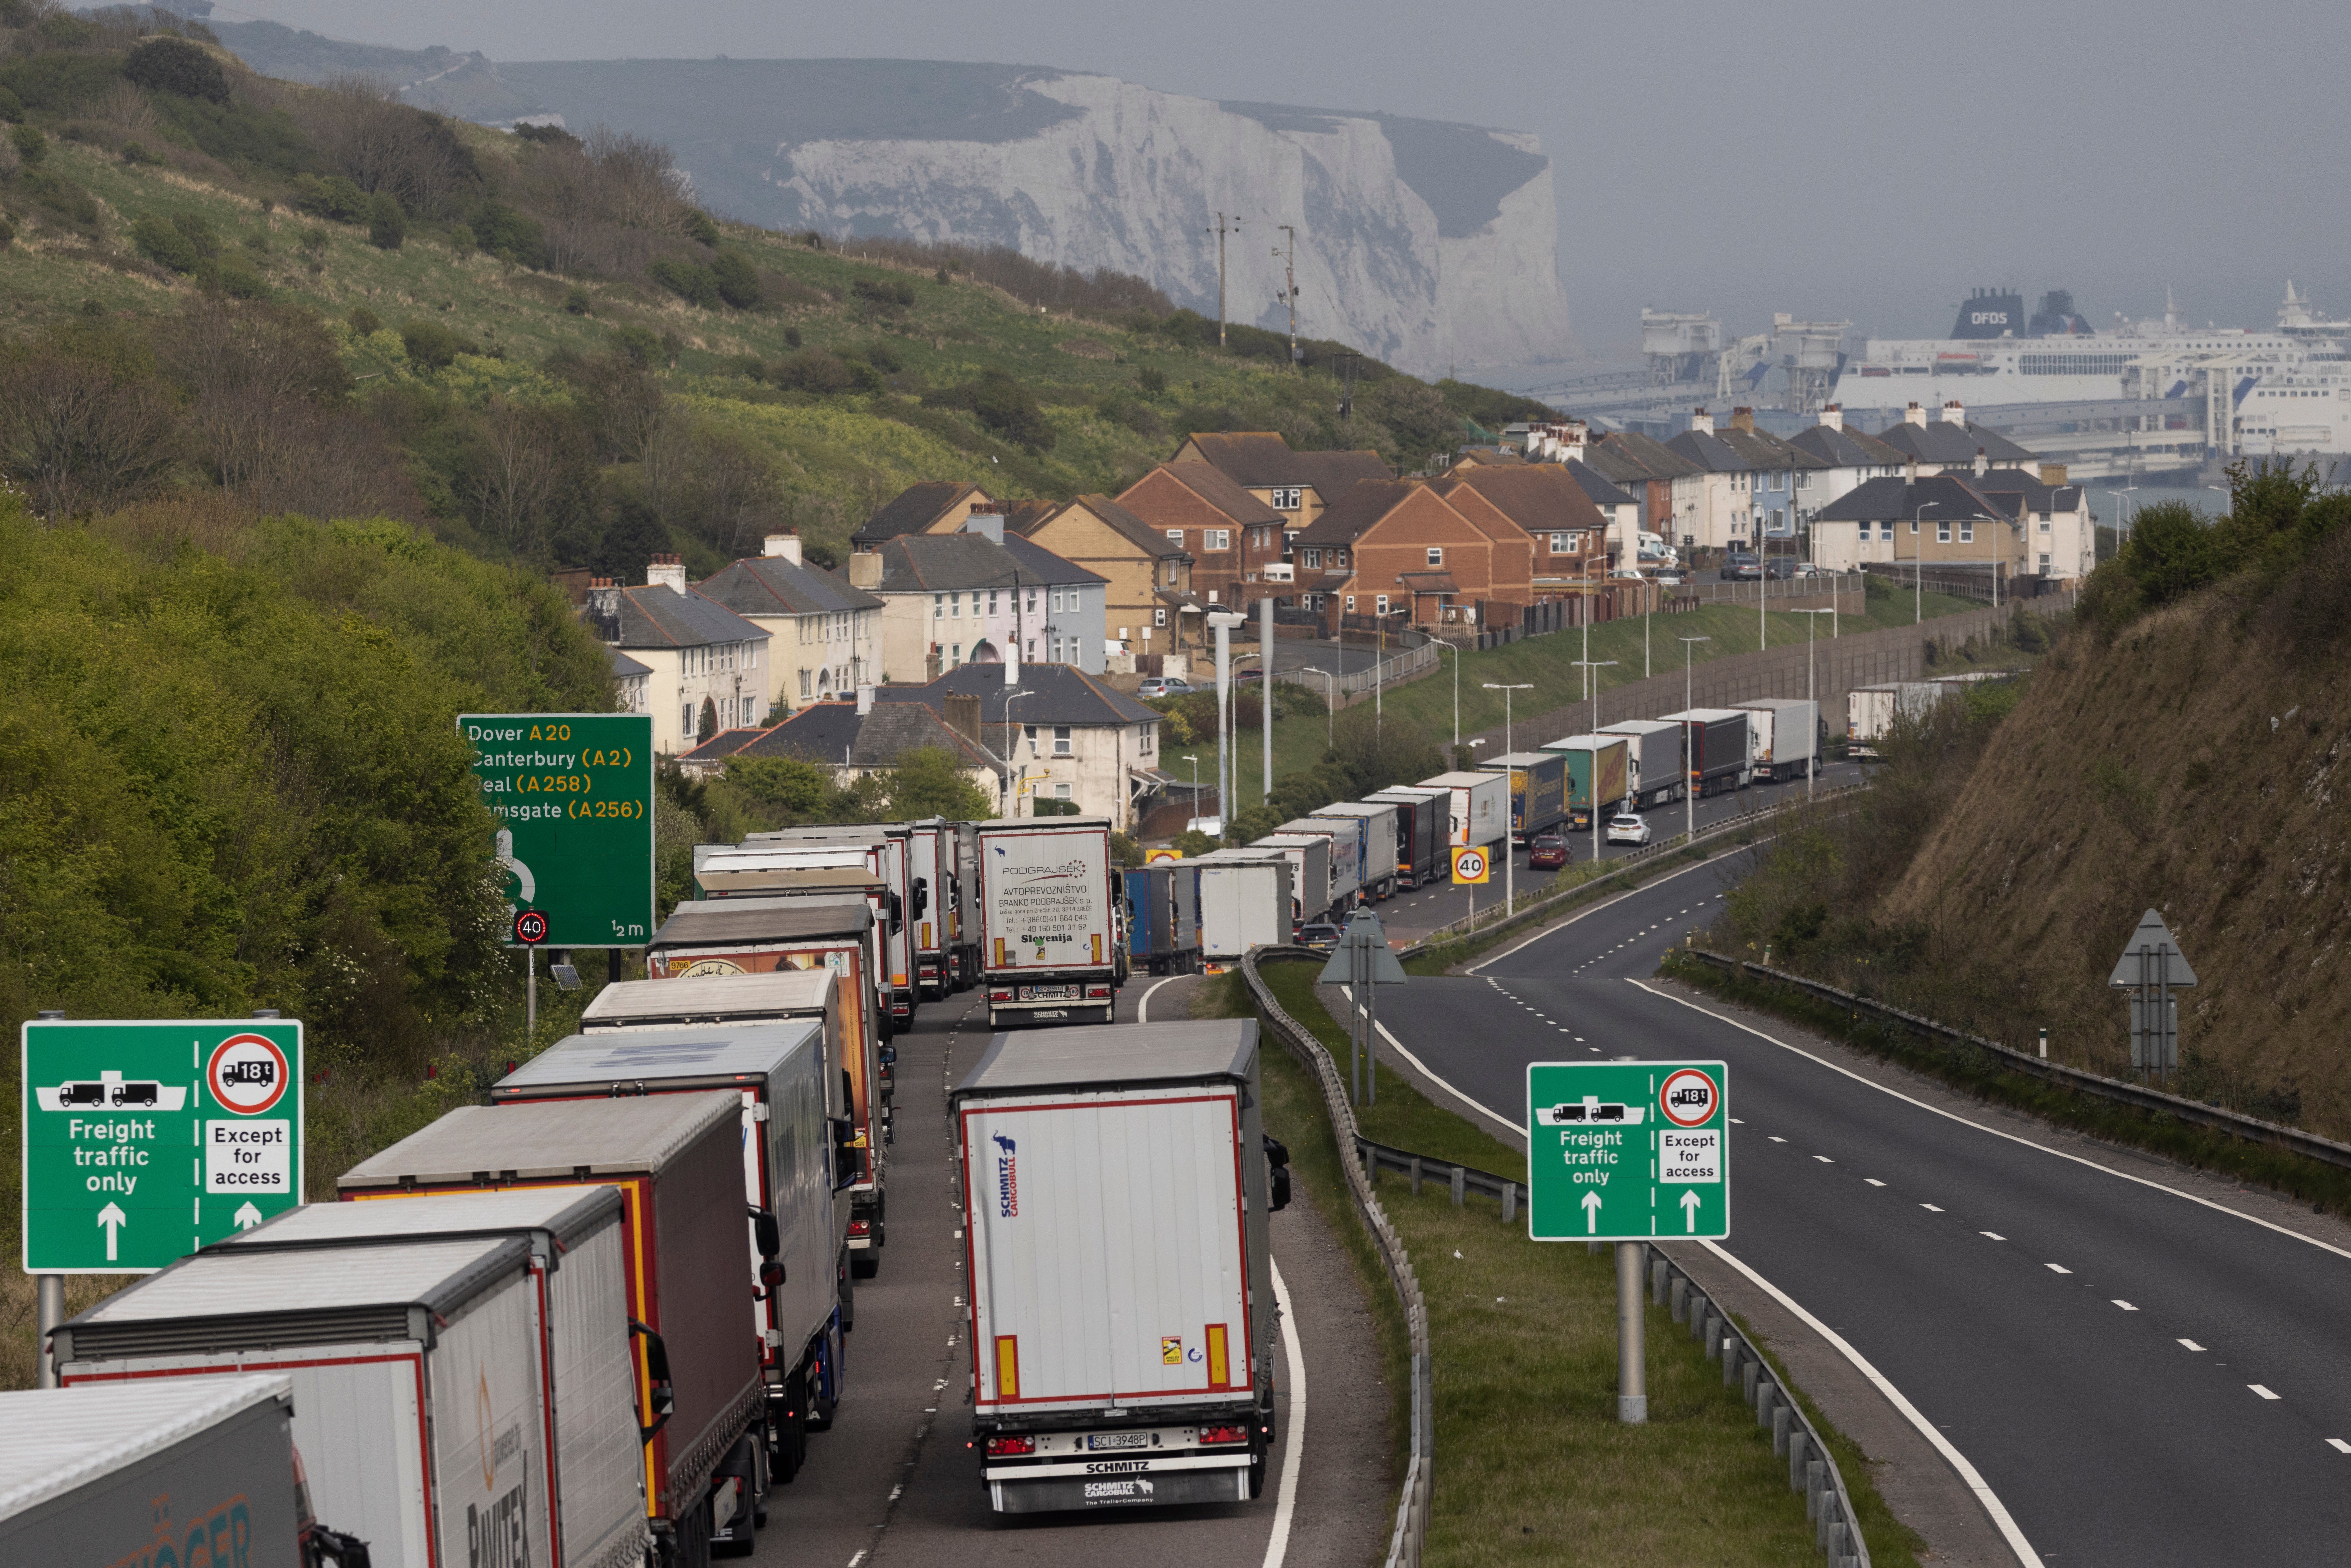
[1982, 1232, 2006, 1241]
[1343, 991, 1518, 1135]
[1813, 1155, 1835, 1164]
[2046, 1264, 2071, 1274]
[1864, 1178, 1887, 1187]
[1262, 1258, 1308, 1568]
[1701, 1240, 2044, 1568]
[2252, 1384, 2280, 1400]
[1137, 974, 1182, 1023]
[1627, 978, 2351, 1266]
[2179, 1339, 2206, 1352]
[1731, 1118, 1746, 1125]
[849, 1552, 868, 1568]
[1923, 1204, 1944, 1213]
[2328, 1439, 2350, 1453]
[2114, 1301, 2138, 1310]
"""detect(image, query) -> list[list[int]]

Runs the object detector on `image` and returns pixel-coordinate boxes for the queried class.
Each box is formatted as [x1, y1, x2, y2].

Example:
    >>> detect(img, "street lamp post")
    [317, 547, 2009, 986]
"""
[1677, 636, 1710, 841]
[1483, 682, 1532, 914]
[1909, 501, 1946, 625]
[1300, 666, 1337, 755]
[1000, 685, 1033, 816]
[1571, 661, 1617, 866]
[1794, 609, 1834, 802]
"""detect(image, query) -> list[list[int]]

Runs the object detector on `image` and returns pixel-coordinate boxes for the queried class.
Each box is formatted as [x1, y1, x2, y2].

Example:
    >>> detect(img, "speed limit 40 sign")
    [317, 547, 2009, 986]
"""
[1451, 845, 1491, 885]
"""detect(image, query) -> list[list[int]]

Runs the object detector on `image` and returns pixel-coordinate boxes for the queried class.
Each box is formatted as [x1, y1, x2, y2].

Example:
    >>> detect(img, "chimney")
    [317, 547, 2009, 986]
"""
[1005, 631, 1020, 687]
[1690, 407, 1714, 435]
[763, 531, 803, 566]
[1905, 455, 1919, 484]
[963, 511, 1004, 545]
[857, 684, 876, 716]
[1820, 404, 1844, 432]
[2039, 462, 2069, 487]
[848, 550, 884, 590]
[646, 554, 687, 592]
[1559, 418, 1587, 461]
[945, 692, 982, 747]
[1730, 406, 1755, 433]
[1943, 399, 1965, 427]
[587, 576, 622, 625]
[1904, 402, 1928, 428]
[1974, 446, 1987, 477]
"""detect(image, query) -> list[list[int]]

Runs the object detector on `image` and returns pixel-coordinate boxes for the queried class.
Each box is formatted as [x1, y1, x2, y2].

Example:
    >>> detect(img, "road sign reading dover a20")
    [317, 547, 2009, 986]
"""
[460, 713, 655, 949]
[1526, 1060, 1728, 1242]
[22, 1019, 305, 1274]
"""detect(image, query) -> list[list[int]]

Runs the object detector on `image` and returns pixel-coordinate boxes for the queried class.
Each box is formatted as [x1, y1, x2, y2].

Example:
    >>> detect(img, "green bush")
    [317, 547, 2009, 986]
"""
[121, 140, 161, 165]
[0, 216, 14, 248]
[562, 286, 590, 316]
[851, 277, 915, 309]
[0, 85, 23, 122]
[367, 192, 406, 250]
[169, 210, 220, 258]
[294, 174, 370, 224]
[709, 249, 761, 309]
[607, 324, 660, 367]
[130, 214, 200, 273]
[1137, 365, 1167, 395]
[685, 209, 720, 247]
[648, 255, 719, 309]
[199, 251, 269, 300]
[400, 318, 472, 370]
[925, 370, 1054, 450]
[469, 200, 546, 268]
[445, 222, 475, 253]
[122, 36, 229, 104]
[347, 305, 382, 337]
[771, 348, 873, 395]
[10, 122, 45, 166]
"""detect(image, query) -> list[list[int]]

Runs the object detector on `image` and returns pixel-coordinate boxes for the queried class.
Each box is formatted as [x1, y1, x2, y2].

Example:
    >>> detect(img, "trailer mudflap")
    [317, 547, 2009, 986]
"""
[988, 1455, 1253, 1513]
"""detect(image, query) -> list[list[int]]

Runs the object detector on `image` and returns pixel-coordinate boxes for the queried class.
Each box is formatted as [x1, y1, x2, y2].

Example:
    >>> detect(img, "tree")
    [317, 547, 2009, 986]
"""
[710, 249, 762, 309]
[0, 352, 180, 518]
[698, 697, 719, 745]
[881, 748, 993, 820]
[123, 36, 229, 103]
[368, 192, 407, 250]
[725, 756, 834, 819]
[400, 319, 470, 370]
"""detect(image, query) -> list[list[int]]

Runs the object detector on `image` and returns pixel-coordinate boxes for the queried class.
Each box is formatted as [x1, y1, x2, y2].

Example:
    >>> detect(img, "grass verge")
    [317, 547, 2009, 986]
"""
[1662, 952, 2351, 1215]
[1248, 956, 1922, 1567]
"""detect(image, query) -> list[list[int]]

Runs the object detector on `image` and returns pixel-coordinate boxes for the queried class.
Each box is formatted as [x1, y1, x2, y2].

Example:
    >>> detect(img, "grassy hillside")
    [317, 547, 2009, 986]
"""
[0, 8, 1547, 574]
[1716, 464, 2351, 1138]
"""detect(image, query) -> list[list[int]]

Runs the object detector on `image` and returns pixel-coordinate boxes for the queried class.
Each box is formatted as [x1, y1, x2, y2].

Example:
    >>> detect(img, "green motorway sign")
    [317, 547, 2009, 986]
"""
[22, 1020, 304, 1273]
[1526, 1060, 1729, 1242]
[460, 713, 655, 949]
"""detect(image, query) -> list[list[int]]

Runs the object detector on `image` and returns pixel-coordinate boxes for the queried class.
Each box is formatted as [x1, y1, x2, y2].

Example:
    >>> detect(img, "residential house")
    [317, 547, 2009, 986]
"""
[679, 693, 1007, 798]
[695, 532, 884, 714]
[1018, 493, 1199, 661]
[851, 481, 997, 548]
[1969, 466, 2091, 584]
[1584, 430, 1709, 553]
[1296, 479, 1530, 630]
[1872, 401, 2040, 476]
[584, 556, 773, 755]
[1114, 461, 1284, 611]
[881, 663, 1167, 827]
[844, 524, 1107, 682]
[1434, 466, 1606, 597]
[1664, 408, 1832, 553]
[1560, 461, 1641, 561]
[608, 648, 652, 716]
[1786, 406, 1912, 523]
[1808, 473, 2032, 578]
[1166, 432, 1393, 536]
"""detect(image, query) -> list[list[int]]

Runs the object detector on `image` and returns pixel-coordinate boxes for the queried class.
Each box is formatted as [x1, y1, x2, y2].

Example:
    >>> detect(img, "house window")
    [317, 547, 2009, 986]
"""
[989, 590, 1000, 613]
[1303, 547, 1322, 569]
[1272, 486, 1301, 510]
[1345, 595, 1356, 612]
[2039, 514, 2052, 533]
[1936, 521, 1951, 542]
[1053, 725, 1072, 757]
[1026, 587, 1039, 611]
[1549, 533, 1570, 552]
[1026, 639, 1036, 657]
[1880, 522, 1895, 542]
[1375, 594, 1389, 615]
[1055, 782, 1074, 800]
[1050, 637, 1064, 661]
[1024, 723, 1038, 755]
[2039, 553, 2053, 573]
[1206, 590, 1218, 604]
[1959, 522, 1974, 544]
[1283, 530, 1299, 559]
[1166, 530, 1184, 546]
[934, 593, 945, 620]
[1139, 725, 1154, 753]
[1426, 547, 1443, 567]
[1333, 548, 1348, 568]
[1205, 529, 1231, 551]
[1154, 606, 1167, 627]
[680, 703, 694, 737]
[799, 670, 813, 698]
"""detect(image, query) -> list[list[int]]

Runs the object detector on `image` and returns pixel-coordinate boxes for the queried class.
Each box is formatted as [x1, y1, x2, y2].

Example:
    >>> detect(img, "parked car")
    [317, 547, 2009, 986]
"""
[1138, 677, 1193, 698]
[1295, 921, 1344, 951]
[1604, 814, 1653, 846]
[1719, 553, 1762, 581]
[1527, 833, 1569, 869]
[1652, 568, 1687, 586]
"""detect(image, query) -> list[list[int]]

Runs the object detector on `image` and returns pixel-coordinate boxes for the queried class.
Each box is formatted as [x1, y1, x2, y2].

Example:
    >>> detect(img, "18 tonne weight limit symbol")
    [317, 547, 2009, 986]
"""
[1527, 1059, 1729, 1426]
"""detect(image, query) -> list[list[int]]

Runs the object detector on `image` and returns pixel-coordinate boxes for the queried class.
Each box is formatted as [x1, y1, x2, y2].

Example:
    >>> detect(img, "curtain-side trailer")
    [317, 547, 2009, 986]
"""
[338, 1095, 763, 1568]
[1307, 802, 1401, 899]
[955, 1021, 1287, 1513]
[1661, 709, 1754, 796]
[748, 826, 921, 1028]
[0, 1376, 316, 1567]
[1477, 752, 1568, 842]
[1364, 787, 1447, 887]
[580, 967, 888, 1276]
[1597, 720, 1688, 810]
[1539, 736, 1632, 830]
[1247, 834, 1336, 921]
[1731, 698, 1819, 780]
[978, 816, 1118, 1029]
[1278, 818, 1365, 906]
[1416, 772, 1509, 848]
[1121, 865, 1204, 975]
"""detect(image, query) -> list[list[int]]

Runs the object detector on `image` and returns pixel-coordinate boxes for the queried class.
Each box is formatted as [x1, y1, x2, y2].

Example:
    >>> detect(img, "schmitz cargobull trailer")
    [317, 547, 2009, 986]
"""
[955, 1020, 1288, 1513]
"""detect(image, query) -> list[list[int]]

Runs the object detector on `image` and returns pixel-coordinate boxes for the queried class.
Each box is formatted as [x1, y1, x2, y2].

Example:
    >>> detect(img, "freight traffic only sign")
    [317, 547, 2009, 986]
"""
[21, 1019, 305, 1273]
[460, 713, 656, 949]
[1525, 1060, 1729, 1242]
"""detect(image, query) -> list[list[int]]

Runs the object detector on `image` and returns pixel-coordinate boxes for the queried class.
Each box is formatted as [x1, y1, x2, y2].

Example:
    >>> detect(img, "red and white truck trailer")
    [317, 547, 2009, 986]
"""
[337, 1094, 764, 1568]
[977, 816, 1118, 1030]
[954, 1019, 1288, 1514]
[60, 1188, 648, 1568]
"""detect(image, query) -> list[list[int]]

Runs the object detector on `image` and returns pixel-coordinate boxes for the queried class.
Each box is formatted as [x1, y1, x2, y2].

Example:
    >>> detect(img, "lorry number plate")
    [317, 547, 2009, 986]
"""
[1087, 1433, 1147, 1451]
[1019, 985, 1076, 1000]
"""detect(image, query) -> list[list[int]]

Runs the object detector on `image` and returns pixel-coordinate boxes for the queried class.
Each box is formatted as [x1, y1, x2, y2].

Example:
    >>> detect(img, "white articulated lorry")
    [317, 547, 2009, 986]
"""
[1308, 801, 1401, 900]
[1194, 853, 1294, 960]
[955, 1020, 1289, 1514]
[1245, 834, 1335, 923]
[977, 816, 1118, 1029]
[1418, 770, 1509, 849]
[1731, 698, 1820, 781]
[1598, 719, 1689, 811]
[60, 1190, 650, 1568]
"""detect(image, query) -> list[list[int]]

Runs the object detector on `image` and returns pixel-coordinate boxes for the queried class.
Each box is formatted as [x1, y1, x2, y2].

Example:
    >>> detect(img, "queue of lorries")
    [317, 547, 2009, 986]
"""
[11, 679, 1986, 1564]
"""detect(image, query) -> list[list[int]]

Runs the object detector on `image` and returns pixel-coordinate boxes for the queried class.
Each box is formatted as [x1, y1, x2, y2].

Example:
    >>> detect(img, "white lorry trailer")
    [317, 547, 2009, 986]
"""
[1417, 770, 1510, 848]
[60, 1190, 649, 1568]
[1308, 801, 1402, 900]
[1598, 719, 1690, 810]
[1846, 682, 1942, 758]
[1246, 833, 1336, 922]
[748, 826, 921, 1029]
[977, 816, 1118, 1029]
[955, 1020, 1288, 1513]
[1194, 854, 1295, 959]
[1731, 698, 1820, 781]
[1278, 817, 1365, 907]
[0, 1376, 324, 1566]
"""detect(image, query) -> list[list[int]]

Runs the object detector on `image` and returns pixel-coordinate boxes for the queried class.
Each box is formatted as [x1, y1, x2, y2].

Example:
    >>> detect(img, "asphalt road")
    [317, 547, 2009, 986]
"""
[744, 977, 1389, 1568]
[1364, 759, 1864, 942]
[1367, 850, 2351, 1566]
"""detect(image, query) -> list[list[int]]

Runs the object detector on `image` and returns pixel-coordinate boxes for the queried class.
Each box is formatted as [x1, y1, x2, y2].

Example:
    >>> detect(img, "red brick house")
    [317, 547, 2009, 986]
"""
[1293, 480, 1520, 631]
[1113, 462, 1283, 610]
[1433, 466, 1609, 598]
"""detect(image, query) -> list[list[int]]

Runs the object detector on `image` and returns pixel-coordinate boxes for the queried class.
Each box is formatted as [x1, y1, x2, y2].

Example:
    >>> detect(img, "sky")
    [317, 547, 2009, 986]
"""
[210, 0, 2351, 361]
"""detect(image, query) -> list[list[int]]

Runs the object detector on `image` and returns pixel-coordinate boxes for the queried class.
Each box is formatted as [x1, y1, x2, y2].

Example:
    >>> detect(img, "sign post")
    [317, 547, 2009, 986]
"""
[1527, 1058, 1729, 1423]
[22, 1013, 306, 1379]
[2108, 909, 2196, 1086]
[1451, 842, 1489, 929]
[1319, 908, 1406, 1106]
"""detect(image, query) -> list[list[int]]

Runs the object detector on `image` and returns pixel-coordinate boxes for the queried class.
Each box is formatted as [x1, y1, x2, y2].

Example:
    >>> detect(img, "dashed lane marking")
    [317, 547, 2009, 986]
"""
[2114, 1301, 2138, 1310]
[2179, 1339, 2205, 1352]
[2252, 1385, 2281, 1400]
[2046, 1264, 2071, 1274]
[1864, 1178, 1886, 1187]
[1923, 1204, 1944, 1213]
[1981, 1232, 2006, 1241]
